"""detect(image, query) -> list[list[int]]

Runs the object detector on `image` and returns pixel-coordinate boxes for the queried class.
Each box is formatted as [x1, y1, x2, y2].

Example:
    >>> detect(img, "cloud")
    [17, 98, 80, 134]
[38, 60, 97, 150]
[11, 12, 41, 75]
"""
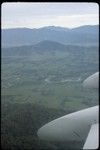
[1, 2, 99, 28]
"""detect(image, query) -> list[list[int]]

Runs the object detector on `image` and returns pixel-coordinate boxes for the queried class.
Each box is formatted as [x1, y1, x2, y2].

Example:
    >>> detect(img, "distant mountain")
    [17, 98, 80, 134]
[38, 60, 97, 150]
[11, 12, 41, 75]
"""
[71, 25, 99, 33]
[39, 26, 69, 31]
[2, 41, 66, 56]
[2, 25, 99, 47]
[33, 40, 67, 51]
[2, 40, 98, 57]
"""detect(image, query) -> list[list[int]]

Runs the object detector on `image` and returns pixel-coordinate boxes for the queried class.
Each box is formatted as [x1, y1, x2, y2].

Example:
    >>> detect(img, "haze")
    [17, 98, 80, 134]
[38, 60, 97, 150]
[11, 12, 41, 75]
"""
[1, 2, 99, 29]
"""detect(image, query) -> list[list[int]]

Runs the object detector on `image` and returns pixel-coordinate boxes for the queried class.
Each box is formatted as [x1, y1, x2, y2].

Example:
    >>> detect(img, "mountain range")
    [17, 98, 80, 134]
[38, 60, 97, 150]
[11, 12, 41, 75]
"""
[2, 25, 99, 47]
[2, 40, 98, 59]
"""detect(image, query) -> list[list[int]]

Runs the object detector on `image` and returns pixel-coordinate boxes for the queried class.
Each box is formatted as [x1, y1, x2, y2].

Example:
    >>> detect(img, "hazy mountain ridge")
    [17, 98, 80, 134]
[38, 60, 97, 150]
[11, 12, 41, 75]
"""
[2, 25, 99, 47]
[2, 40, 98, 57]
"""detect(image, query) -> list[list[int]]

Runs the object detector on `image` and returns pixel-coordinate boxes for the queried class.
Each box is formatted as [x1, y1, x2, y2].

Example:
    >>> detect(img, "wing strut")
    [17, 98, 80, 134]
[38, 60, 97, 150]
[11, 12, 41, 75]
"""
[83, 123, 99, 149]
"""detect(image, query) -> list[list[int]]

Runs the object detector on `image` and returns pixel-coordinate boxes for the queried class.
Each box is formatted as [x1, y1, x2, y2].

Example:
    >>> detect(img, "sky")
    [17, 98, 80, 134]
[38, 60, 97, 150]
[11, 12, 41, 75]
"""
[1, 2, 99, 29]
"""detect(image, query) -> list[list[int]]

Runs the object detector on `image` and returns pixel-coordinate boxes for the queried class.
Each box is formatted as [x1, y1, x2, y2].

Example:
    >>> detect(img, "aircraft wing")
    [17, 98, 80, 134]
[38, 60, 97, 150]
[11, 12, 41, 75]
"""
[83, 123, 99, 149]
[83, 72, 99, 89]
[37, 106, 98, 149]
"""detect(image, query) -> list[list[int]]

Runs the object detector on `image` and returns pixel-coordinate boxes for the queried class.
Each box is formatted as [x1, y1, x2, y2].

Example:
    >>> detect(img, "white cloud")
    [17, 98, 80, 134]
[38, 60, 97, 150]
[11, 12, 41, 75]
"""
[1, 2, 99, 29]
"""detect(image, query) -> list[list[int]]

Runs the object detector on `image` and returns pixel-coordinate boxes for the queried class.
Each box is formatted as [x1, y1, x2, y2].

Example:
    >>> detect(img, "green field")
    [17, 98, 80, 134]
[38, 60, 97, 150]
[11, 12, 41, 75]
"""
[1, 44, 99, 149]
